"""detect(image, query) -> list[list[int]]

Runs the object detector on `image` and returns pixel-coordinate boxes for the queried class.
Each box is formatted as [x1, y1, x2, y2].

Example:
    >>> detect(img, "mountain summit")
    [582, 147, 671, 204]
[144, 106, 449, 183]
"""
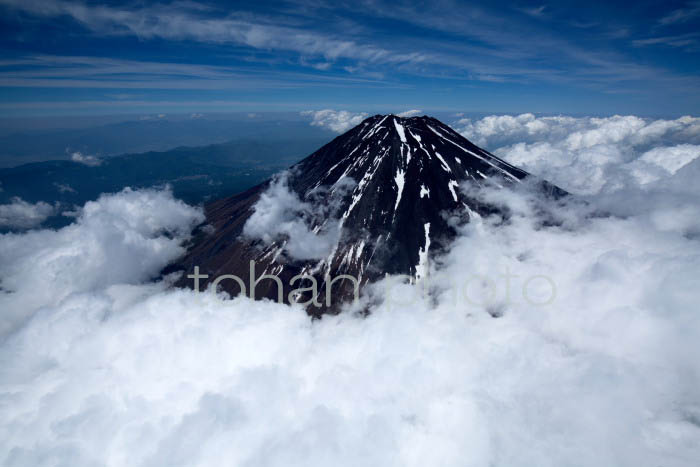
[170, 114, 562, 314]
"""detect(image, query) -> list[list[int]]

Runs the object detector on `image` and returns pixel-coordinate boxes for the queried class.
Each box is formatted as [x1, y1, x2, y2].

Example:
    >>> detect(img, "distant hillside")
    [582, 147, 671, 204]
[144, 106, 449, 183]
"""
[0, 137, 326, 230]
[0, 118, 331, 167]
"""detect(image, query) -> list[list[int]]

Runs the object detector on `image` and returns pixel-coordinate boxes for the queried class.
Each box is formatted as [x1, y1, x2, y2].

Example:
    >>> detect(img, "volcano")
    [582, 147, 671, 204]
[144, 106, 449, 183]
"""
[169, 114, 564, 314]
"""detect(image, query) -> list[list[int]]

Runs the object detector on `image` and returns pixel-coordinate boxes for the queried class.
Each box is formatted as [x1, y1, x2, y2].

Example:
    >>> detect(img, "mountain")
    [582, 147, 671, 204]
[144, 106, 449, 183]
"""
[0, 117, 332, 168]
[0, 137, 326, 231]
[168, 114, 564, 315]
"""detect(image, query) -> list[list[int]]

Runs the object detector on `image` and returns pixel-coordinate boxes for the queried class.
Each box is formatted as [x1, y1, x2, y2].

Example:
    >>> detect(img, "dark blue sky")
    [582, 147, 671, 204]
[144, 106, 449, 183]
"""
[0, 0, 698, 116]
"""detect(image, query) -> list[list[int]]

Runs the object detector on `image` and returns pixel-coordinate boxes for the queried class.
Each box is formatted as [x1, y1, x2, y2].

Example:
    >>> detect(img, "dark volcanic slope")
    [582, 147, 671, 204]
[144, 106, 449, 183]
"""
[170, 114, 559, 314]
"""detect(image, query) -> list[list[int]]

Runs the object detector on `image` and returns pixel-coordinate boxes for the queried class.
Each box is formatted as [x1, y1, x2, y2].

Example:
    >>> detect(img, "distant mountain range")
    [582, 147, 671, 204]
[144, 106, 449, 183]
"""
[0, 137, 327, 230]
[0, 117, 331, 167]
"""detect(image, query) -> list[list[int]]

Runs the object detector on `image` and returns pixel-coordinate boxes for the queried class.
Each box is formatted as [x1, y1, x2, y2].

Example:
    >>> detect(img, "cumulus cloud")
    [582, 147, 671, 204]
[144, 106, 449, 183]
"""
[455, 113, 700, 194]
[0, 187, 203, 336]
[54, 182, 76, 193]
[0, 197, 56, 229]
[397, 109, 422, 117]
[70, 151, 102, 166]
[243, 172, 353, 260]
[2, 116, 700, 465]
[637, 143, 700, 174]
[301, 109, 369, 133]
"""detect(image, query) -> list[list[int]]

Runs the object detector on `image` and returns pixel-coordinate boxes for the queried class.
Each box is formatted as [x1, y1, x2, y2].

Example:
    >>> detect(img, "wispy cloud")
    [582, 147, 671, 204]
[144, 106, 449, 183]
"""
[0, 0, 691, 90]
[0, 0, 430, 68]
[633, 32, 700, 52]
[330, 0, 698, 88]
[517, 5, 547, 18]
[658, 1, 700, 25]
[0, 0, 698, 114]
[0, 55, 396, 90]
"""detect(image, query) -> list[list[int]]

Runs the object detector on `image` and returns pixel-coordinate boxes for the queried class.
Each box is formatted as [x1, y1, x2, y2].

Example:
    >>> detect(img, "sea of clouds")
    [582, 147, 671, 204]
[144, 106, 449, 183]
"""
[1, 113, 700, 466]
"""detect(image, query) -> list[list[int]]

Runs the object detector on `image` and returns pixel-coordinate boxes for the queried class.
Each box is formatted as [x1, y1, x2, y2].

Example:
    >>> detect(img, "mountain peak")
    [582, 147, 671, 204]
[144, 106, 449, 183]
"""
[170, 115, 560, 314]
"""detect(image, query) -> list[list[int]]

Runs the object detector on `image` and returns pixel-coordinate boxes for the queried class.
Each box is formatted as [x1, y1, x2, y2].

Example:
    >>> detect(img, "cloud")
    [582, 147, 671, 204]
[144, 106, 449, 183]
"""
[455, 113, 700, 194]
[0, 197, 56, 229]
[0, 187, 203, 336]
[636, 143, 700, 175]
[301, 109, 369, 133]
[518, 5, 547, 18]
[54, 182, 76, 193]
[633, 33, 700, 51]
[0, 55, 394, 93]
[0, 0, 428, 70]
[2, 116, 700, 465]
[397, 109, 422, 117]
[658, 1, 700, 25]
[1, 0, 694, 96]
[243, 172, 354, 260]
[70, 151, 102, 166]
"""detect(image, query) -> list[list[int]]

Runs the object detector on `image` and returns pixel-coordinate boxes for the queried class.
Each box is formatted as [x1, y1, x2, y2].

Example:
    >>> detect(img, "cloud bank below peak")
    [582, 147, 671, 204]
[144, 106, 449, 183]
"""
[2, 169, 700, 465]
[1, 112, 700, 465]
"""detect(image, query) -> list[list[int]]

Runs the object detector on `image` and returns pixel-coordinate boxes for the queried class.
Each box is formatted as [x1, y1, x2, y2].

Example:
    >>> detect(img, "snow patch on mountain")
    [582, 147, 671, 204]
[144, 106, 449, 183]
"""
[394, 119, 407, 143]
[393, 168, 405, 211]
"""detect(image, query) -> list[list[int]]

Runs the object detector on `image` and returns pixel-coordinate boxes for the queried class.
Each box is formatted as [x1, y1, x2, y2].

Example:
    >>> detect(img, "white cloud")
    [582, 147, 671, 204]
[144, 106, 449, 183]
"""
[397, 109, 422, 117]
[519, 5, 547, 18]
[54, 182, 76, 193]
[0, 0, 428, 70]
[0, 187, 203, 336]
[0, 0, 695, 96]
[301, 109, 369, 133]
[243, 173, 353, 260]
[2, 116, 700, 465]
[455, 113, 700, 194]
[658, 2, 700, 26]
[638, 143, 700, 174]
[0, 197, 56, 229]
[70, 151, 102, 166]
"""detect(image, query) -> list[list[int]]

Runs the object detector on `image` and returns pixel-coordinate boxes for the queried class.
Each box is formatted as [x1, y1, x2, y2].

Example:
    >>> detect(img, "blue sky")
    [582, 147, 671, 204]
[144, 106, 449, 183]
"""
[0, 0, 698, 117]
